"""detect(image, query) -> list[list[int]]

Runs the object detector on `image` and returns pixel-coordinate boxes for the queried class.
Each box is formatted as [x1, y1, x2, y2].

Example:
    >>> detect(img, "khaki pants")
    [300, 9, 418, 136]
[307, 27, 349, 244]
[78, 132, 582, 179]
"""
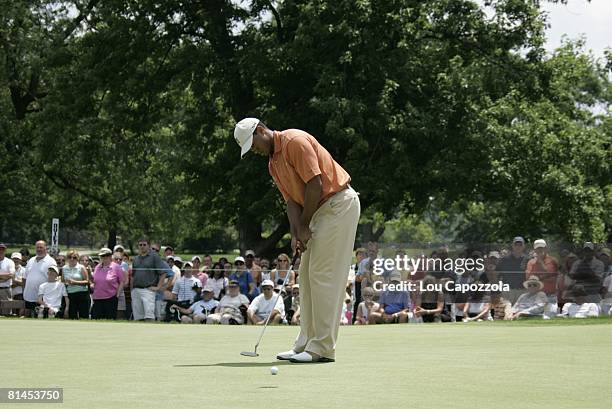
[131, 288, 156, 320]
[293, 187, 360, 359]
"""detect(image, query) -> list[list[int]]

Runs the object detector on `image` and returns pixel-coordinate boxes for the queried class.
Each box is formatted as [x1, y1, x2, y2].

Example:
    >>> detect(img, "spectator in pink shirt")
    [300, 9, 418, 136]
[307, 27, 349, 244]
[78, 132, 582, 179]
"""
[91, 247, 124, 320]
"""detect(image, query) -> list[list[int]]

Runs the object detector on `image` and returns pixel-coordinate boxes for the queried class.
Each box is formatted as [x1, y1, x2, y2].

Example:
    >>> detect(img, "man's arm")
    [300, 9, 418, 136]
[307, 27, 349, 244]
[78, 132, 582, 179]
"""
[296, 175, 323, 250]
[287, 199, 302, 243]
[154, 273, 167, 290]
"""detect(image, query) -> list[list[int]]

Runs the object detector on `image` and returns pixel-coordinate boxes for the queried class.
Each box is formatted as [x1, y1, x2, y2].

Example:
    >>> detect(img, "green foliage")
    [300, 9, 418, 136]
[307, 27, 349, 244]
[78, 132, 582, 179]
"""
[0, 0, 609, 250]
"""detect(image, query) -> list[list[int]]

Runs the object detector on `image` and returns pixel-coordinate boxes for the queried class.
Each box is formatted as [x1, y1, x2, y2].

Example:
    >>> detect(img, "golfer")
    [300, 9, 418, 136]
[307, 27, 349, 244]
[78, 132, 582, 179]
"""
[234, 118, 360, 363]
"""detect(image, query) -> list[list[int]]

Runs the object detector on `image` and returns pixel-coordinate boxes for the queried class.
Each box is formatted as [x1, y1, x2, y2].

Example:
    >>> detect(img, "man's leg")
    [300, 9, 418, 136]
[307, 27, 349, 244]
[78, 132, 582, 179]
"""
[131, 289, 144, 320]
[292, 248, 312, 353]
[142, 289, 157, 321]
[206, 313, 221, 324]
[300, 188, 360, 360]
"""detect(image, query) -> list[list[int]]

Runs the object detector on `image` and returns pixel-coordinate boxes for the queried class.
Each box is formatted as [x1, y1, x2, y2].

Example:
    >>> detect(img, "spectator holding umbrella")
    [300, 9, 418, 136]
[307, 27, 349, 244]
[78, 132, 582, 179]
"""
[91, 248, 124, 320]
[62, 250, 90, 319]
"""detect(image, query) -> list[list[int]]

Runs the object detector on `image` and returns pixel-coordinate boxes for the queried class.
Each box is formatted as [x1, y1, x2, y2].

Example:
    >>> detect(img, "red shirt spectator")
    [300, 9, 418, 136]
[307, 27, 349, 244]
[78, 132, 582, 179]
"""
[525, 239, 559, 296]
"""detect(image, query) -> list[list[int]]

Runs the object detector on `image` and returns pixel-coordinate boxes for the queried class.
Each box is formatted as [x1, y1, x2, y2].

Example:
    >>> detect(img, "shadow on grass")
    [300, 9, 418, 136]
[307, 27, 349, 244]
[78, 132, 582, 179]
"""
[174, 360, 330, 368]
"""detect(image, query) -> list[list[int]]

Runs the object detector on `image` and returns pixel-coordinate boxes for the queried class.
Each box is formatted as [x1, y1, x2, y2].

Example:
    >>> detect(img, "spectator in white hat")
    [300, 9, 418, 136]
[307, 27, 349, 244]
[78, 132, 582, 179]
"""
[525, 239, 559, 315]
[164, 261, 201, 322]
[230, 256, 258, 301]
[510, 276, 547, 319]
[37, 266, 68, 318]
[247, 279, 285, 325]
[244, 250, 262, 286]
[113, 245, 130, 274]
[0, 243, 15, 315]
[206, 280, 250, 324]
[10, 252, 25, 316]
[23, 240, 57, 318]
[171, 285, 220, 324]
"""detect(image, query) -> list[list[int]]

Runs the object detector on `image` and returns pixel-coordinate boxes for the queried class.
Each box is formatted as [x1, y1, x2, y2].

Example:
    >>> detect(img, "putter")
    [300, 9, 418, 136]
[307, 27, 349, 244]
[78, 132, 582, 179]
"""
[241, 249, 300, 357]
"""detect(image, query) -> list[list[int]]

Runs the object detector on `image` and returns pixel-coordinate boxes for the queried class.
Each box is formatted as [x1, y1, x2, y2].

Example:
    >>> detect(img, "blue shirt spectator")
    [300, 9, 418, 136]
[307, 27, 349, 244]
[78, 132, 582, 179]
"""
[379, 289, 411, 314]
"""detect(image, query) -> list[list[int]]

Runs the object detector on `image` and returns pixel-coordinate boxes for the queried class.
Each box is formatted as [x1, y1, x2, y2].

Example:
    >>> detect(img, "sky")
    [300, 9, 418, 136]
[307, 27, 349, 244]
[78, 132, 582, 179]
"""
[540, 0, 610, 59]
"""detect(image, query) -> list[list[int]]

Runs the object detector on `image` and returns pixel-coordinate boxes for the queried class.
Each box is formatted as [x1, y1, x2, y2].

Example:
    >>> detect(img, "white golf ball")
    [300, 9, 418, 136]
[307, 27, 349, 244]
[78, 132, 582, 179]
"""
[270, 366, 279, 375]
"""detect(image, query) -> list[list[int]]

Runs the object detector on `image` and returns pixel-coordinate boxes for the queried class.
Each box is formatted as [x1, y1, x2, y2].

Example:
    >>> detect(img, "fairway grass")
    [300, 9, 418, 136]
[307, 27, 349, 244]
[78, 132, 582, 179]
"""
[3, 319, 611, 409]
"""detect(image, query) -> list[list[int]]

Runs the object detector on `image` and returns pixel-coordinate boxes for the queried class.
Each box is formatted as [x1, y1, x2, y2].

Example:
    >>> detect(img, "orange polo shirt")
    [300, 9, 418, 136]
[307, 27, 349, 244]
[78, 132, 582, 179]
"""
[525, 255, 559, 295]
[268, 129, 351, 207]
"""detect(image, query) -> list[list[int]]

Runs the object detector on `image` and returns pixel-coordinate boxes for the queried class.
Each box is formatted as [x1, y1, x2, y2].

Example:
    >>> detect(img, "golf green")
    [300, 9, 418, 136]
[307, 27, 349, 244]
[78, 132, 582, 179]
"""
[3, 319, 611, 409]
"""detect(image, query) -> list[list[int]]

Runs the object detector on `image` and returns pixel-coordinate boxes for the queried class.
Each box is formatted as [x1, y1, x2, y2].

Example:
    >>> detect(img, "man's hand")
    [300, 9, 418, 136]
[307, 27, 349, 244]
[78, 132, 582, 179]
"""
[148, 286, 159, 292]
[297, 224, 312, 250]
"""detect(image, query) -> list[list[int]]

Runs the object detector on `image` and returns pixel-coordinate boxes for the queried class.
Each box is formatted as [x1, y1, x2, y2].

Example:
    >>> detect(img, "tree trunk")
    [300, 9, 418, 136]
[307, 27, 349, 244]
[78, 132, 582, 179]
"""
[361, 221, 385, 244]
[107, 226, 117, 250]
[238, 220, 263, 254]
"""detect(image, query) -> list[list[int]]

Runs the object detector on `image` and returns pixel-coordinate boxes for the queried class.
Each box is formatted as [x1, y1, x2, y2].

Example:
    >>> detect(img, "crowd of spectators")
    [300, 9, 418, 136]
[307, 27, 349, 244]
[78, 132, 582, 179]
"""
[351, 238, 611, 323]
[0, 237, 610, 324]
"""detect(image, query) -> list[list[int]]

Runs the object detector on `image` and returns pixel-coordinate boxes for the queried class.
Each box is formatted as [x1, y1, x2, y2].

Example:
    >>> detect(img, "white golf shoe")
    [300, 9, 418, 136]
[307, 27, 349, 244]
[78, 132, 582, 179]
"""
[276, 349, 298, 360]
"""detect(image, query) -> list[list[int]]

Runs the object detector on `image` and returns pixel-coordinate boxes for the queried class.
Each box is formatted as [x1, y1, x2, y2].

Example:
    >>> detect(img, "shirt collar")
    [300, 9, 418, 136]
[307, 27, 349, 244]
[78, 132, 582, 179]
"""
[272, 131, 282, 155]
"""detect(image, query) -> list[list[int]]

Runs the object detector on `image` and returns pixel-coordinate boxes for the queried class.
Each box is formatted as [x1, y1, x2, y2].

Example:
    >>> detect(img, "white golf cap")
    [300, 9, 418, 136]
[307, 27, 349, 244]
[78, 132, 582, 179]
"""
[98, 247, 113, 256]
[234, 117, 259, 158]
[11, 252, 22, 260]
[261, 279, 274, 288]
[203, 285, 214, 293]
[533, 239, 547, 249]
[113, 244, 125, 252]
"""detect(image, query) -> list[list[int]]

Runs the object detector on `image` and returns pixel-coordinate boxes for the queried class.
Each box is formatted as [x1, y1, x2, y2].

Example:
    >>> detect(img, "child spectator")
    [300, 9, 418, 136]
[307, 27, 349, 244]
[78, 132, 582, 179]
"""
[37, 266, 68, 318]
[171, 286, 220, 324]
[355, 287, 379, 325]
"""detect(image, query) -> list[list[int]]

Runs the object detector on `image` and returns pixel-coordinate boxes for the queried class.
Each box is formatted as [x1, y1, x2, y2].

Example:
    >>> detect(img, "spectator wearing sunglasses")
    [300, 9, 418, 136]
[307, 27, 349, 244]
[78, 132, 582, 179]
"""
[91, 248, 124, 320]
[248, 279, 285, 325]
[229, 256, 258, 301]
[271, 253, 295, 290]
[510, 276, 547, 320]
[206, 280, 250, 324]
[131, 238, 167, 321]
[62, 250, 90, 319]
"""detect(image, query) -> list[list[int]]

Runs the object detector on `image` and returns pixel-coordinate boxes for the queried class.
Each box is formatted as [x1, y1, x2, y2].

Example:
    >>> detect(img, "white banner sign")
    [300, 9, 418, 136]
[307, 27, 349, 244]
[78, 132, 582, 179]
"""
[51, 218, 59, 254]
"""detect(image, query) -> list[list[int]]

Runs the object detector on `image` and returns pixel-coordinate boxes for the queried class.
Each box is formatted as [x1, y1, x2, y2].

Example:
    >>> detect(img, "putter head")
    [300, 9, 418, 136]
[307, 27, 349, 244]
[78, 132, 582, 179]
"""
[240, 351, 259, 357]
